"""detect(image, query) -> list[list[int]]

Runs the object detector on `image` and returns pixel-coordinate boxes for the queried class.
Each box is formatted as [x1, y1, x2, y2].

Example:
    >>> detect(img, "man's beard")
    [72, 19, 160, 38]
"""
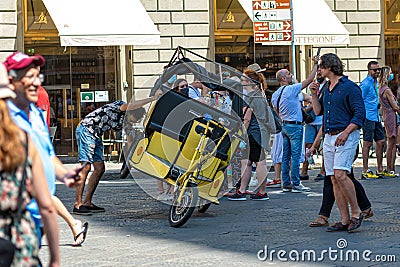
[289, 78, 299, 85]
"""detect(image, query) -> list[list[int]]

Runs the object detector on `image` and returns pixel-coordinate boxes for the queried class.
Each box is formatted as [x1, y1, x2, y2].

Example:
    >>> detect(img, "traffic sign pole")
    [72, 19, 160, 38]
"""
[290, 0, 296, 79]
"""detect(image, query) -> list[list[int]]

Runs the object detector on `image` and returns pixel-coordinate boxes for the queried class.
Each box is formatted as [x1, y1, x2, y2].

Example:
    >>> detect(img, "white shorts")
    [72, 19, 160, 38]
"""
[271, 133, 283, 164]
[323, 130, 360, 176]
[271, 129, 306, 164]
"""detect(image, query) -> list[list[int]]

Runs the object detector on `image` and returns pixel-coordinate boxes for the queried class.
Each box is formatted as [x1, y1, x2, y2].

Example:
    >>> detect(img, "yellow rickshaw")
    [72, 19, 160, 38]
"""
[125, 47, 270, 227]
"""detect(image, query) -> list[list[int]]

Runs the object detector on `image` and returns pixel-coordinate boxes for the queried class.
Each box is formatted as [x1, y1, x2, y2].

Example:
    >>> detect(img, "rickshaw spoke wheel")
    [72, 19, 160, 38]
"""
[168, 185, 198, 227]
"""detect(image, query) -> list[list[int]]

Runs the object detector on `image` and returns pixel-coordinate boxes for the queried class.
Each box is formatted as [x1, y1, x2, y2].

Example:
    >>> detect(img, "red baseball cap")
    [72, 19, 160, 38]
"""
[3, 52, 45, 72]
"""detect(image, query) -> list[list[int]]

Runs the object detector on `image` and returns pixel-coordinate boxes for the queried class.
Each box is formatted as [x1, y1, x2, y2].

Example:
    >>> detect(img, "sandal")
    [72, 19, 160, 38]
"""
[348, 213, 364, 232]
[72, 222, 89, 247]
[362, 208, 374, 219]
[309, 215, 329, 227]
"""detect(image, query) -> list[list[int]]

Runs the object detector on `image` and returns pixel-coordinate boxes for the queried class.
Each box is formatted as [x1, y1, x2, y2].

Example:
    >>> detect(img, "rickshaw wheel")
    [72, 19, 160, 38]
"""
[197, 199, 211, 213]
[120, 162, 130, 179]
[168, 184, 198, 227]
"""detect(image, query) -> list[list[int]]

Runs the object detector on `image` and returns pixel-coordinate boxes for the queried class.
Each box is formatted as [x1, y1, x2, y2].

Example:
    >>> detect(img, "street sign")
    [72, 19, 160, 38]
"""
[253, 0, 292, 44]
[254, 31, 292, 43]
[253, 21, 291, 32]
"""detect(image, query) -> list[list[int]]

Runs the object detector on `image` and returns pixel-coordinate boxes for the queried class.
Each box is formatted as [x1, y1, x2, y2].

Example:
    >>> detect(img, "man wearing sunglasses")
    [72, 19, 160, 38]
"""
[359, 61, 390, 179]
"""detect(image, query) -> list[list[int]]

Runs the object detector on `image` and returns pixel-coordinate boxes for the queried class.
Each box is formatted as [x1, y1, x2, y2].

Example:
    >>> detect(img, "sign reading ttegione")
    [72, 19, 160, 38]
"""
[252, 0, 292, 44]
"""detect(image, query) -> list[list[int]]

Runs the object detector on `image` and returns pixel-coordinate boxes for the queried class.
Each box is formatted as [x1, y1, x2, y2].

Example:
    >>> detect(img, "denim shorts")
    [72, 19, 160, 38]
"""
[323, 130, 360, 176]
[76, 125, 104, 163]
[362, 119, 385, 142]
[304, 124, 321, 144]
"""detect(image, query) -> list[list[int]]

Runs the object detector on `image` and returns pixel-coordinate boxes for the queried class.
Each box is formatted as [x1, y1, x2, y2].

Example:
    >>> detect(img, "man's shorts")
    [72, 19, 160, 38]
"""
[76, 124, 104, 163]
[271, 133, 283, 164]
[272, 131, 305, 164]
[323, 130, 360, 176]
[304, 124, 321, 144]
[362, 119, 385, 142]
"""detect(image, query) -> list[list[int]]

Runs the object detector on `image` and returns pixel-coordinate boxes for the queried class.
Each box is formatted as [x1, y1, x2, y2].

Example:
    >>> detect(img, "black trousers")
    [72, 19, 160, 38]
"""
[319, 169, 371, 218]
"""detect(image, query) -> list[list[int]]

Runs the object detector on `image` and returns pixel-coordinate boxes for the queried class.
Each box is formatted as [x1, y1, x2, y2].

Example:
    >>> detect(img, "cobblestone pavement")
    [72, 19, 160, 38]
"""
[38, 158, 400, 267]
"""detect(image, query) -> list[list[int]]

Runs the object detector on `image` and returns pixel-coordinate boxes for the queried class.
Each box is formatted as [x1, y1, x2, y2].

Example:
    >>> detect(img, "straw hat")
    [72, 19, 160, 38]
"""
[247, 63, 266, 72]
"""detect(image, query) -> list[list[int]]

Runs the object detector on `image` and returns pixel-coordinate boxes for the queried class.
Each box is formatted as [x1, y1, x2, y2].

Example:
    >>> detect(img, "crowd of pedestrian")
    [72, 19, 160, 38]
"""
[1, 48, 399, 265]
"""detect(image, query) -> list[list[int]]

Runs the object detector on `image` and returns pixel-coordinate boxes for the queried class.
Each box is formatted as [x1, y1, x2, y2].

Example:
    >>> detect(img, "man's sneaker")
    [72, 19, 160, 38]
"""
[249, 178, 259, 187]
[227, 190, 247, 201]
[82, 204, 105, 213]
[250, 191, 270, 200]
[299, 175, 309, 180]
[361, 169, 380, 179]
[292, 183, 311, 193]
[266, 179, 281, 188]
[282, 184, 292, 192]
[377, 170, 398, 178]
[314, 174, 325, 181]
[73, 206, 92, 216]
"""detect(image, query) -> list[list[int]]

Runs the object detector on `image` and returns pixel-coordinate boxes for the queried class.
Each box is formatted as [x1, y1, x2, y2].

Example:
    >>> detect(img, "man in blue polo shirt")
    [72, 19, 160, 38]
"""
[310, 53, 366, 232]
[359, 61, 392, 178]
[271, 56, 318, 193]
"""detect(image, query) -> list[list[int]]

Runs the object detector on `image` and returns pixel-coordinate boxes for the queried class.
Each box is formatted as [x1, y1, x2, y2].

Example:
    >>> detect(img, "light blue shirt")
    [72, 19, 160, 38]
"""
[271, 83, 303, 122]
[188, 85, 201, 99]
[360, 75, 380, 122]
[7, 101, 56, 195]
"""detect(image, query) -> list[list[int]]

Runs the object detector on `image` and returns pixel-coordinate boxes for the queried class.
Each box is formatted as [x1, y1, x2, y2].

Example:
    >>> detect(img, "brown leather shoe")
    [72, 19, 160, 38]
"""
[327, 222, 349, 232]
[348, 213, 364, 232]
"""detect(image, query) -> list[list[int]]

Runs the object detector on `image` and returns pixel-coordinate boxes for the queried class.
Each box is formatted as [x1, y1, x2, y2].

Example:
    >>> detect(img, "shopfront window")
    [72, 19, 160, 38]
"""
[215, 39, 289, 95]
[215, 0, 253, 31]
[24, 0, 58, 40]
[214, 1, 289, 96]
[29, 46, 117, 155]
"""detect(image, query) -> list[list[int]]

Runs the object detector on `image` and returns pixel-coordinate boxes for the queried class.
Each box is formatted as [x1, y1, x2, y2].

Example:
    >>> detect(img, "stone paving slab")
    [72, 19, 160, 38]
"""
[38, 164, 400, 266]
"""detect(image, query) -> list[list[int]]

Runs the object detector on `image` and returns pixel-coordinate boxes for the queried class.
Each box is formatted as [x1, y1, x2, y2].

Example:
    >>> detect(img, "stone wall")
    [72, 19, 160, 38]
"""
[0, 0, 382, 91]
[132, 0, 211, 100]
[324, 0, 383, 83]
[0, 0, 17, 62]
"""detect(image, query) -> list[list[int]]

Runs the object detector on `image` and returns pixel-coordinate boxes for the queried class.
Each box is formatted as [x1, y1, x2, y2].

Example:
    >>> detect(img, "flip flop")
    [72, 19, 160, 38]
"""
[72, 222, 89, 247]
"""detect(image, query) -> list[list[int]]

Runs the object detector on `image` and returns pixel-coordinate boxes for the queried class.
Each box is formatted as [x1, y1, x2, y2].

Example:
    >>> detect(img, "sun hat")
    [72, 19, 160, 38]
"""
[247, 63, 266, 73]
[3, 51, 45, 72]
[0, 64, 16, 99]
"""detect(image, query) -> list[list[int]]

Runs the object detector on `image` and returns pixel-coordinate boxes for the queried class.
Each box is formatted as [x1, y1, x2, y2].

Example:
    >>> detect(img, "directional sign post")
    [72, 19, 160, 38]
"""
[252, 0, 292, 45]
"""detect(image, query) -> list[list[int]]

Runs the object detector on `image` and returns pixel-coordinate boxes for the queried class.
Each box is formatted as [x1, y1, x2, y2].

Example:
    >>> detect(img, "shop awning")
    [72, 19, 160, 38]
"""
[42, 0, 160, 46]
[238, 0, 350, 46]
